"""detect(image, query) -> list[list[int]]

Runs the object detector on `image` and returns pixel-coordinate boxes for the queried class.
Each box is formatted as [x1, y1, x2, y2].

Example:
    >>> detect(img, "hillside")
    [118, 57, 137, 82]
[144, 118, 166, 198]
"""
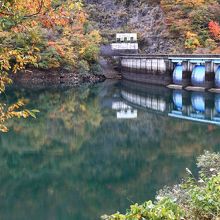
[85, 0, 220, 54]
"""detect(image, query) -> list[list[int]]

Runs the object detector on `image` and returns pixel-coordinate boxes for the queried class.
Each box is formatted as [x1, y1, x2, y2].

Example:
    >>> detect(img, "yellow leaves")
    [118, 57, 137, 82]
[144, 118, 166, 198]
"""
[34, 47, 40, 52]
[80, 104, 86, 112]
[12, 0, 51, 17]
[176, 0, 205, 8]
[0, 47, 39, 92]
[79, 47, 85, 55]
[185, 31, 201, 49]
[78, 12, 87, 24]
[1, 0, 101, 77]
[0, 31, 10, 38]
[0, 100, 39, 132]
[89, 30, 102, 44]
[0, 124, 8, 133]
[68, 1, 83, 11]
[186, 31, 199, 40]
[8, 99, 25, 112]
[2, 48, 39, 73]
[0, 74, 12, 93]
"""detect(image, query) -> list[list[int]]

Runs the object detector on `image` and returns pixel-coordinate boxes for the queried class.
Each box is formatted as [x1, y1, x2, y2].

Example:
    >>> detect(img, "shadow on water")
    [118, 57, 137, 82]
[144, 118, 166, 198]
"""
[0, 80, 220, 220]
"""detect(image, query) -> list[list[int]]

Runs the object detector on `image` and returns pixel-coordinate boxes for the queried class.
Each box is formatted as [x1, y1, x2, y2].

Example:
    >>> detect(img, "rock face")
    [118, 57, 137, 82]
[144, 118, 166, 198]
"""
[85, 0, 174, 54]
[11, 69, 105, 89]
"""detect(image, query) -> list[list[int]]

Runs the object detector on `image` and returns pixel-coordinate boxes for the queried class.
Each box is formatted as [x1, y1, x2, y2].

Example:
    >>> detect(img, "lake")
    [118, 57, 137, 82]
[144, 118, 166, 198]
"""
[0, 80, 220, 220]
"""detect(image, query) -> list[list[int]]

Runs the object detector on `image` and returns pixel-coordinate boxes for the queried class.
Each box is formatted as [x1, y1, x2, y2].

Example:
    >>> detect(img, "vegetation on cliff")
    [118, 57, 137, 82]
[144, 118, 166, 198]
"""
[102, 151, 220, 220]
[161, 0, 220, 53]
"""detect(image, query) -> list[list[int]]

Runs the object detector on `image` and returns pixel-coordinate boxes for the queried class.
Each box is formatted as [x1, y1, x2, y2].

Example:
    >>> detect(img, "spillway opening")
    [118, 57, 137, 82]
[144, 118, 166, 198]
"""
[173, 63, 183, 85]
[215, 66, 220, 88]
[191, 65, 206, 86]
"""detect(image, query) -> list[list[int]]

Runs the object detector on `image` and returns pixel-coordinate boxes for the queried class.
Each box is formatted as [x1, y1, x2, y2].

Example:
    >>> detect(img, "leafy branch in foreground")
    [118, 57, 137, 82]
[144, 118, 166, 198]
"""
[102, 151, 220, 220]
[0, 98, 39, 132]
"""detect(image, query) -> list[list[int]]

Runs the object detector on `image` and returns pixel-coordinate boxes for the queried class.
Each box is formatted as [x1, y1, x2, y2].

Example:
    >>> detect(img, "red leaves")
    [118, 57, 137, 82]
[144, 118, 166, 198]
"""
[209, 21, 220, 41]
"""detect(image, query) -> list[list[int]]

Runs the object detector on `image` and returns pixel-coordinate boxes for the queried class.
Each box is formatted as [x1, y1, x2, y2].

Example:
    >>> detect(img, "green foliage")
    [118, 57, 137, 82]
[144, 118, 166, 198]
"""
[102, 198, 184, 220]
[90, 63, 103, 75]
[103, 152, 220, 220]
[184, 175, 220, 219]
[78, 60, 90, 76]
[197, 151, 220, 177]
[81, 44, 100, 63]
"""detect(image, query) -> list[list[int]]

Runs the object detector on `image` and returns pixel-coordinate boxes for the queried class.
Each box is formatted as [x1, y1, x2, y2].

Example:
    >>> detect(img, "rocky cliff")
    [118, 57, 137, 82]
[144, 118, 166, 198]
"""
[85, 0, 175, 54]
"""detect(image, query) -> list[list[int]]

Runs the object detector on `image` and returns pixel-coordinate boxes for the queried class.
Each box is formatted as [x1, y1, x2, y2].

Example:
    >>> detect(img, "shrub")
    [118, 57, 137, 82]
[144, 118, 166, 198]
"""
[101, 198, 184, 220]
[78, 60, 90, 76]
[90, 63, 103, 75]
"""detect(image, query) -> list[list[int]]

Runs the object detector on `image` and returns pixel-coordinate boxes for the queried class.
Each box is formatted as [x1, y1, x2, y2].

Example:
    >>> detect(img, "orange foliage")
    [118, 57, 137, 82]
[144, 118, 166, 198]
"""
[161, 0, 220, 52]
[176, 0, 205, 8]
[0, 0, 101, 77]
[209, 21, 220, 41]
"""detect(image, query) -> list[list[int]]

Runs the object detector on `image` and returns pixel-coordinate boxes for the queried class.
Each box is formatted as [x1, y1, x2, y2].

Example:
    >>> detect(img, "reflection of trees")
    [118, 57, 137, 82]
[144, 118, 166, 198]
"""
[3, 86, 103, 152]
[0, 85, 220, 220]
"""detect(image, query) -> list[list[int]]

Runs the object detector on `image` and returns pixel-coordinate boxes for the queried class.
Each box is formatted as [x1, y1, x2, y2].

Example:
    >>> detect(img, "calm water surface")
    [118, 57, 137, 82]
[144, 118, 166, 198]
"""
[1, 80, 220, 220]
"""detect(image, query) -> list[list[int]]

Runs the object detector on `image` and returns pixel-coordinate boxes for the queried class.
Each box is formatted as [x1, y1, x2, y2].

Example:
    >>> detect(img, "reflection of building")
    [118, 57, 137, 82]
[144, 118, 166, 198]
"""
[112, 101, 132, 110]
[117, 109, 138, 119]
[112, 101, 137, 119]
[115, 80, 220, 125]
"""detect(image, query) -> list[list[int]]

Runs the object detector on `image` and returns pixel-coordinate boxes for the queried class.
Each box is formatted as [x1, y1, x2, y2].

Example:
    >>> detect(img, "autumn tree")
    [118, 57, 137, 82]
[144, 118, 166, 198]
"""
[161, 0, 220, 53]
[209, 21, 220, 41]
[0, 0, 101, 91]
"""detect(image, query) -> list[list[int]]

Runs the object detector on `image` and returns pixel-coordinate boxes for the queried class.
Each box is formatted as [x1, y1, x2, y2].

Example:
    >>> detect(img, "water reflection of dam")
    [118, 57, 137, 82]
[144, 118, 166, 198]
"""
[121, 90, 167, 113]
[113, 80, 220, 125]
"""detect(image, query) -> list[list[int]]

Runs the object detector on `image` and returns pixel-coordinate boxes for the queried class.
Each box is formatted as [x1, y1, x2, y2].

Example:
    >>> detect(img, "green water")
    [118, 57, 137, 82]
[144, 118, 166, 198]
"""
[1, 80, 220, 220]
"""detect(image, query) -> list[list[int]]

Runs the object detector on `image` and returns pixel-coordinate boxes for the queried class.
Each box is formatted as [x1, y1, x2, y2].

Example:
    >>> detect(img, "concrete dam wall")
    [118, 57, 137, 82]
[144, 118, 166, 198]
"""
[119, 54, 220, 90]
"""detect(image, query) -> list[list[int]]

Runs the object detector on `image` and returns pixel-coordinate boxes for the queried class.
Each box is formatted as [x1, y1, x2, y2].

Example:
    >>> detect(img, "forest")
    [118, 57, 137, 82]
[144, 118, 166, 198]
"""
[0, 0, 101, 91]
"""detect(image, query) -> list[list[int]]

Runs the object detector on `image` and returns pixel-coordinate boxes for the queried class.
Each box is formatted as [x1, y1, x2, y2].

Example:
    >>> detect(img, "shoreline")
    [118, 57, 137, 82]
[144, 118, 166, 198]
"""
[9, 68, 106, 90]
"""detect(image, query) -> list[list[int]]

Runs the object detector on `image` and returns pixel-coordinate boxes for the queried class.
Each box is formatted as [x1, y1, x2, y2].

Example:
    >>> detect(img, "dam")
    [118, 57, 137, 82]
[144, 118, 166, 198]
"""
[109, 33, 220, 90]
[118, 54, 220, 90]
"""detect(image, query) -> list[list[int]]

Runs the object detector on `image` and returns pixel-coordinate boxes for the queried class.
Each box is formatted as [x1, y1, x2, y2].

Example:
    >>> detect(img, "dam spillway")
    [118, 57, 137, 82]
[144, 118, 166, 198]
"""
[118, 54, 220, 90]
